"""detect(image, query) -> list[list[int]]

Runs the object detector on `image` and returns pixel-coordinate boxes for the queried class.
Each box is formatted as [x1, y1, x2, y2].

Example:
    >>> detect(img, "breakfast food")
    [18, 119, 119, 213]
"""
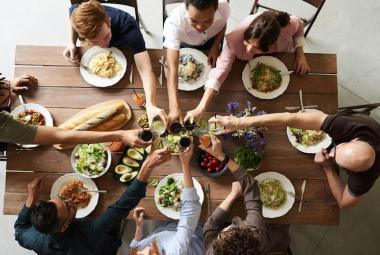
[54, 100, 131, 150]
[250, 62, 282, 92]
[178, 54, 204, 83]
[259, 179, 287, 208]
[16, 110, 46, 126]
[290, 128, 326, 146]
[89, 51, 121, 78]
[59, 180, 92, 208]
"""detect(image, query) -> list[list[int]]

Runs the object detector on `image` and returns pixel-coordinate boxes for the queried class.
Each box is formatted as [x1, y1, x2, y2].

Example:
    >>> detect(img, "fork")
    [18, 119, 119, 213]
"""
[74, 187, 107, 193]
[73, 59, 90, 72]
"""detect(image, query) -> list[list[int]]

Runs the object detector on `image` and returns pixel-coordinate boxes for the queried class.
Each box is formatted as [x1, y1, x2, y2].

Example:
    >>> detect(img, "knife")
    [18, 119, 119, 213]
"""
[158, 56, 164, 86]
[285, 105, 319, 111]
[298, 179, 307, 212]
[281, 70, 294, 76]
[129, 60, 134, 85]
[205, 183, 212, 217]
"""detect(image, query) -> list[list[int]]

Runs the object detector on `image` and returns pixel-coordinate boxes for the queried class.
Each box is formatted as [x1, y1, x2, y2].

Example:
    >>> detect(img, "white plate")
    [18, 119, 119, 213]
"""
[255, 171, 295, 218]
[50, 173, 99, 218]
[71, 144, 112, 179]
[80, 46, 127, 87]
[10, 103, 54, 148]
[155, 173, 204, 219]
[242, 56, 290, 99]
[286, 109, 332, 154]
[178, 48, 211, 91]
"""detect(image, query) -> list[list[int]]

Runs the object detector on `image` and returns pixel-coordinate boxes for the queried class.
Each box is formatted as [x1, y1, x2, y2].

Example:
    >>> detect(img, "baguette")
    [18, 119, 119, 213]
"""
[53, 100, 131, 150]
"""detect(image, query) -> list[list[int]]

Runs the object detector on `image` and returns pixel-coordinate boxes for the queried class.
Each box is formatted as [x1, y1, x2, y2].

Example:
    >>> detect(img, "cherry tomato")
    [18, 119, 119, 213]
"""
[207, 168, 213, 173]
[216, 166, 221, 172]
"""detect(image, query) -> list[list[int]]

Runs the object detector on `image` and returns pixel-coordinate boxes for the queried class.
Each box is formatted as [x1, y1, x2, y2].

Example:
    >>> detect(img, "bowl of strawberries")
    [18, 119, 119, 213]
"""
[197, 149, 228, 177]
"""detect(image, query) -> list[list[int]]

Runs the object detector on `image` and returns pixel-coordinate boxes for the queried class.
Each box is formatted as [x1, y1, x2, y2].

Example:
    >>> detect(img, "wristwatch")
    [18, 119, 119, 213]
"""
[221, 154, 230, 165]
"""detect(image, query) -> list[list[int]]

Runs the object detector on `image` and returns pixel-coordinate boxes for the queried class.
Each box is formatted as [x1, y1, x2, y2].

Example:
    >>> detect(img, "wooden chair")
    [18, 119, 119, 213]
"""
[338, 103, 380, 115]
[70, 0, 150, 34]
[249, 0, 327, 37]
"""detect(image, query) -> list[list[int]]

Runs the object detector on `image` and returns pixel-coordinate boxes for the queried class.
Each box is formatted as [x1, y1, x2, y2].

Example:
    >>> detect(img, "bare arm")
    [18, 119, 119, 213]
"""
[324, 167, 362, 208]
[32, 127, 149, 147]
[212, 111, 328, 134]
[63, 18, 79, 61]
[166, 49, 182, 123]
[184, 88, 217, 122]
[208, 26, 226, 67]
[134, 51, 168, 126]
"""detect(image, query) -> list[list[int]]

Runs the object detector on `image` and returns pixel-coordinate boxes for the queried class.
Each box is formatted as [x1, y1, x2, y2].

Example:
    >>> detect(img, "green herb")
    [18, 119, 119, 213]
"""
[148, 178, 159, 187]
[234, 147, 262, 170]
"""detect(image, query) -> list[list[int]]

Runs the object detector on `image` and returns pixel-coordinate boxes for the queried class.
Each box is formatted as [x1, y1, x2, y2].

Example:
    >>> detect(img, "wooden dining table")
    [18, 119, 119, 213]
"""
[4, 45, 339, 225]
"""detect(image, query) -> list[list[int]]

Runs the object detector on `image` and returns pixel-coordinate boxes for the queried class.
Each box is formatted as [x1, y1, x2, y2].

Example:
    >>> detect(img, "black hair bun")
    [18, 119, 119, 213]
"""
[275, 11, 290, 27]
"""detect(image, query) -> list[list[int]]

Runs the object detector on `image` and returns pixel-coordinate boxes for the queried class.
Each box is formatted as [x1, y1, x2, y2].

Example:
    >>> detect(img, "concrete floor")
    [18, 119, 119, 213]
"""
[0, 0, 379, 254]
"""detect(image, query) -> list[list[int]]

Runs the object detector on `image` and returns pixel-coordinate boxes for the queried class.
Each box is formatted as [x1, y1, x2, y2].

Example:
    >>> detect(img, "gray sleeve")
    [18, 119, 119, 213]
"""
[0, 111, 37, 144]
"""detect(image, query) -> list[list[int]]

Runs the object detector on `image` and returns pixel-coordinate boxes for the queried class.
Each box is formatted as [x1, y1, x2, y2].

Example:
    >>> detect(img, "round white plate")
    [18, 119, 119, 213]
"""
[155, 173, 204, 219]
[255, 171, 295, 218]
[11, 103, 54, 148]
[178, 48, 211, 91]
[242, 56, 290, 99]
[50, 173, 99, 218]
[71, 144, 112, 179]
[80, 46, 127, 87]
[286, 109, 332, 154]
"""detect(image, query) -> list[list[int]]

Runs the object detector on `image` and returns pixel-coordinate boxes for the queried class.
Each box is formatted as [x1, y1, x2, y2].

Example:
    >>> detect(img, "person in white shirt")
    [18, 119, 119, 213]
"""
[163, 0, 230, 125]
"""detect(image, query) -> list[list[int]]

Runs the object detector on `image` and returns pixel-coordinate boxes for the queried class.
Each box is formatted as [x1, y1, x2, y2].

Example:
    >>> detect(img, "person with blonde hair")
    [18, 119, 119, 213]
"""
[64, 0, 168, 128]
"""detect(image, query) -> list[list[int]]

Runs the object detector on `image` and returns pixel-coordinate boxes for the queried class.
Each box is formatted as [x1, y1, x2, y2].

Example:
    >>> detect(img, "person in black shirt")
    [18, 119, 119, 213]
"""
[64, 0, 168, 128]
[209, 111, 379, 209]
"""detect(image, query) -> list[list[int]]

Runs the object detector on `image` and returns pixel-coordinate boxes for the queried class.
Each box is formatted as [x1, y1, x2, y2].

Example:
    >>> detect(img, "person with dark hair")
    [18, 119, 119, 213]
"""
[163, 0, 230, 124]
[200, 135, 290, 255]
[185, 10, 310, 123]
[130, 145, 203, 255]
[210, 110, 380, 209]
[14, 148, 172, 255]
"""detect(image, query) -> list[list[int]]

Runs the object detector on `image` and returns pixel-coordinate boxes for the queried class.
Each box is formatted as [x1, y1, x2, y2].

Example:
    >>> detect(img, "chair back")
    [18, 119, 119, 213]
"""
[70, 0, 139, 24]
[162, 0, 184, 26]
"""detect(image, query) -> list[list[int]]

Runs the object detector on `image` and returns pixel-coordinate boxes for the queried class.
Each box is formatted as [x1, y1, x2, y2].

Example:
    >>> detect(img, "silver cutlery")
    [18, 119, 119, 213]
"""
[129, 61, 134, 85]
[285, 105, 318, 111]
[158, 56, 164, 86]
[298, 179, 307, 212]
[205, 183, 212, 217]
[281, 70, 294, 76]
[18, 95, 31, 122]
[299, 90, 305, 112]
[75, 187, 107, 194]
[73, 59, 90, 72]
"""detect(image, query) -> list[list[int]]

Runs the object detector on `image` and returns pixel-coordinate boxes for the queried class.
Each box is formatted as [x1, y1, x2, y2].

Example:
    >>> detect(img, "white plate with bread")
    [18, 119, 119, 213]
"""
[54, 100, 132, 150]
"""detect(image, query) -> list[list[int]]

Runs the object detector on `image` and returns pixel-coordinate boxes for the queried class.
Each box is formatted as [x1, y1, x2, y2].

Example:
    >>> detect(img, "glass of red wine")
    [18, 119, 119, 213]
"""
[138, 129, 153, 142]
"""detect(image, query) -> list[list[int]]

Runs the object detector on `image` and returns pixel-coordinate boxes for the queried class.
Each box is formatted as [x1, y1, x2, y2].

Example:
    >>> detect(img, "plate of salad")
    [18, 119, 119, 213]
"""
[154, 173, 204, 219]
[286, 109, 332, 154]
[254, 171, 295, 218]
[71, 144, 111, 178]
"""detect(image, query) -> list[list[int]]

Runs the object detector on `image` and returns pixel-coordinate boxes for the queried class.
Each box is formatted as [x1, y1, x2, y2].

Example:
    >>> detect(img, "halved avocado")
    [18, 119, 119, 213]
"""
[135, 148, 145, 156]
[122, 156, 139, 168]
[120, 171, 139, 183]
[145, 145, 152, 154]
[127, 149, 144, 161]
[115, 165, 133, 175]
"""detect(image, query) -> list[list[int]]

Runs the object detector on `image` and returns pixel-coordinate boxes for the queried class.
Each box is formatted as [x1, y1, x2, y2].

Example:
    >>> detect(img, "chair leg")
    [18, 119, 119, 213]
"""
[304, 0, 326, 37]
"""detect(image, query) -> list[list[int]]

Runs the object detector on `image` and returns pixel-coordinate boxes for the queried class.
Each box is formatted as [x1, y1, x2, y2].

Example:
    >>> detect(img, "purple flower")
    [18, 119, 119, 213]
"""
[227, 102, 240, 115]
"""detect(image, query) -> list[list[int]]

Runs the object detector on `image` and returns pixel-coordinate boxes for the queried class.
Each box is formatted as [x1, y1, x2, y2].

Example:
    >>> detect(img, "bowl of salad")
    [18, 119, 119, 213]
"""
[71, 143, 111, 178]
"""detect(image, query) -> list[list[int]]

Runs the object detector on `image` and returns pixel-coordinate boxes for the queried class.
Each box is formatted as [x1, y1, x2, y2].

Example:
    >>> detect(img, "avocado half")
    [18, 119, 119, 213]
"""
[120, 171, 138, 183]
[122, 156, 139, 168]
[127, 149, 144, 161]
[115, 165, 133, 175]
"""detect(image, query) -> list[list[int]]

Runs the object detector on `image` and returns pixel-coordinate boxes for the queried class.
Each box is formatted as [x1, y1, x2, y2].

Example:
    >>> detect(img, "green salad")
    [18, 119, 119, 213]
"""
[157, 130, 191, 154]
[74, 144, 107, 177]
[234, 147, 262, 170]
[259, 179, 287, 208]
[158, 177, 183, 211]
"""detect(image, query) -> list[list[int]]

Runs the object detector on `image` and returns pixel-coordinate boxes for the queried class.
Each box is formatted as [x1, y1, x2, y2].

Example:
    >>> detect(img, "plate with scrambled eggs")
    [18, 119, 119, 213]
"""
[178, 48, 211, 91]
[80, 46, 127, 87]
[242, 56, 290, 99]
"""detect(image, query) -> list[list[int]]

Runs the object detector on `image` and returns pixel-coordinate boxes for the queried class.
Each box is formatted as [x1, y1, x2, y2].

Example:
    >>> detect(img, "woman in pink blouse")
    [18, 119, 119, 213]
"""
[185, 11, 310, 122]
